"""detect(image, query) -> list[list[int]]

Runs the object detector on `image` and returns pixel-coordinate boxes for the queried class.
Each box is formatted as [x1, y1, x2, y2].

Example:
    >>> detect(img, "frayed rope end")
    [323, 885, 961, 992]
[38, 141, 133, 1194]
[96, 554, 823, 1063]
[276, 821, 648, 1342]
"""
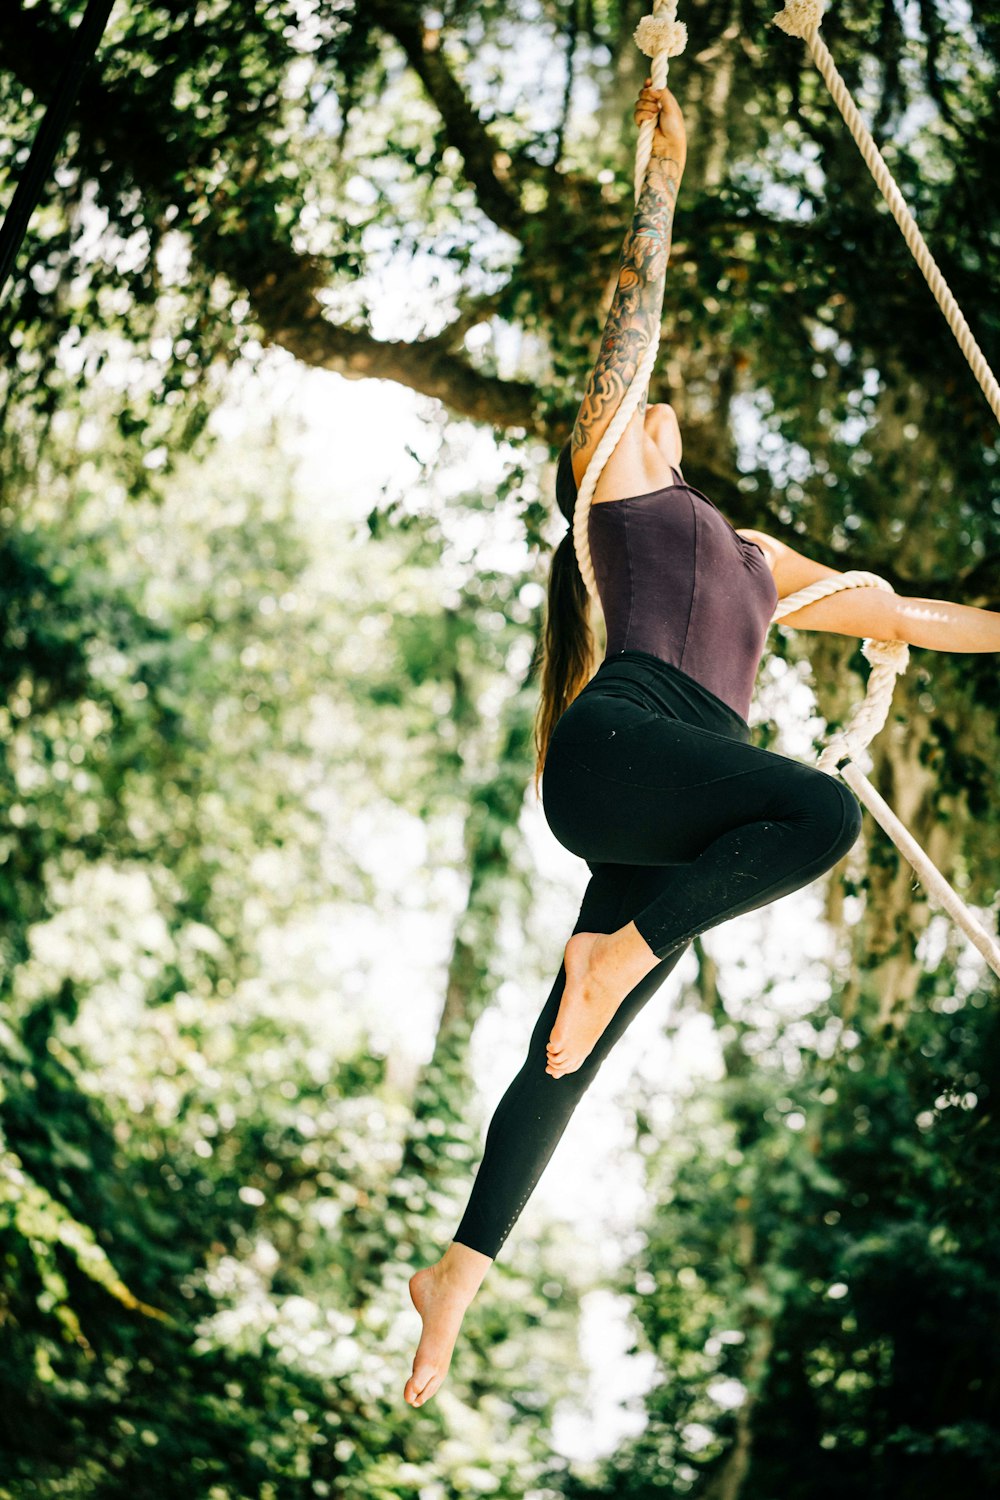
[773, 0, 826, 39]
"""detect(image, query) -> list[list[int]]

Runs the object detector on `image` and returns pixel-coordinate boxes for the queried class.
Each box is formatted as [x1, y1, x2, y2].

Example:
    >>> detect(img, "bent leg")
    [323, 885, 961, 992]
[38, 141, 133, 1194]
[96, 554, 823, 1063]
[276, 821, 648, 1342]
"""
[543, 706, 863, 961]
[452, 862, 691, 1260]
[630, 757, 862, 958]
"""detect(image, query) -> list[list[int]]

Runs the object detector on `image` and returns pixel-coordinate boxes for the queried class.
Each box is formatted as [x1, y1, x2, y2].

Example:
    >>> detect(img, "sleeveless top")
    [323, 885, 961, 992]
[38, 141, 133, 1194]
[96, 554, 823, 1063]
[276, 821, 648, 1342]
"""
[586, 466, 779, 722]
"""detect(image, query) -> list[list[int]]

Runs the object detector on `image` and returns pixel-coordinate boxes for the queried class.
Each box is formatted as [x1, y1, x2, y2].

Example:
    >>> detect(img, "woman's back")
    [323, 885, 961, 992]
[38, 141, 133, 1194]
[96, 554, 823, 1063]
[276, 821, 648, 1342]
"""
[587, 466, 778, 722]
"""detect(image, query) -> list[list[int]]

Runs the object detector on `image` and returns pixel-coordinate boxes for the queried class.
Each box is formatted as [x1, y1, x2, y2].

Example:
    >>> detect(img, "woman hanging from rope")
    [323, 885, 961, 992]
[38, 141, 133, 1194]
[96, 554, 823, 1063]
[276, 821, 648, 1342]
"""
[404, 81, 1000, 1410]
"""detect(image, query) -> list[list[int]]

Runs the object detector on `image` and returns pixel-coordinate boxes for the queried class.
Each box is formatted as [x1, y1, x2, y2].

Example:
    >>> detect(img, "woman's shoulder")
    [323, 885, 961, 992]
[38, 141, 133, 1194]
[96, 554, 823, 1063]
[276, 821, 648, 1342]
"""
[574, 416, 682, 504]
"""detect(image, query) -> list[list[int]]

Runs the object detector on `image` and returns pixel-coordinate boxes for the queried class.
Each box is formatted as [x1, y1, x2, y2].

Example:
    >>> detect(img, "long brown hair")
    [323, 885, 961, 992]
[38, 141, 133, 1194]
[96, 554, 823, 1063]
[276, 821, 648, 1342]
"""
[532, 440, 596, 797]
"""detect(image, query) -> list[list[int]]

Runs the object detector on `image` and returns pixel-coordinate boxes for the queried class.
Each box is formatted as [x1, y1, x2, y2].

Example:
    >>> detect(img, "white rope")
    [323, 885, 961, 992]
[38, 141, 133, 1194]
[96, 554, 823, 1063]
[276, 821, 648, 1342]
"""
[771, 570, 1000, 978]
[768, 4, 1000, 974]
[571, 0, 687, 600]
[770, 570, 908, 771]
[838, 760, 1000, 978]
[564, 2, 1000, 979]
[773, 1, 1000, 425]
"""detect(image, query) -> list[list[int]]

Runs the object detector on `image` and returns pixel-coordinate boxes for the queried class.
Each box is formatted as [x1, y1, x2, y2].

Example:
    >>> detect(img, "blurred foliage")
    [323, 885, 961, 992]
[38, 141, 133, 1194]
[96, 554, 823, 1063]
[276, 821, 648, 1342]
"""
[0, 1, 998, 1497]
[0, 398, 587, 1494]
[561, 953, 1000, 1497]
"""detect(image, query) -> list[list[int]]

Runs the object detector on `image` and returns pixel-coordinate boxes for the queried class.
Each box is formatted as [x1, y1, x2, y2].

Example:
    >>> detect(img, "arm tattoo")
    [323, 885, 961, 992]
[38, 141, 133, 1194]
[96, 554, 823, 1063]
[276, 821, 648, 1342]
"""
[572, 157, 679, 459]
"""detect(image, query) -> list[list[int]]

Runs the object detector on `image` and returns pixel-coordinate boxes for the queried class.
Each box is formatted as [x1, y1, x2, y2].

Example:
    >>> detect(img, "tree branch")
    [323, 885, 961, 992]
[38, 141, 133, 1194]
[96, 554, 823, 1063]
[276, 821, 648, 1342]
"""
[247, 254, 540, 429]
[1, 5, 993, 606]
[0, 1, 546, 435]
[366, 0, 526, 236]
[367, 0, 618, 250]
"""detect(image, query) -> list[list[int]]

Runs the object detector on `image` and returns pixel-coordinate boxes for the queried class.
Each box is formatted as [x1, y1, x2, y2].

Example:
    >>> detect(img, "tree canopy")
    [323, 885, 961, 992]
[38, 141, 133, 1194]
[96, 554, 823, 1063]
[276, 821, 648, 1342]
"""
[1, 2, 999, 1496]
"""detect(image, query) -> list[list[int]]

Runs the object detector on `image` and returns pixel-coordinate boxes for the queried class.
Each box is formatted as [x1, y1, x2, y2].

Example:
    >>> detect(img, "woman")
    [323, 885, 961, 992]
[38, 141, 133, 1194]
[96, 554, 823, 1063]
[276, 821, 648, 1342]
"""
[404, 83, 1000, 1410]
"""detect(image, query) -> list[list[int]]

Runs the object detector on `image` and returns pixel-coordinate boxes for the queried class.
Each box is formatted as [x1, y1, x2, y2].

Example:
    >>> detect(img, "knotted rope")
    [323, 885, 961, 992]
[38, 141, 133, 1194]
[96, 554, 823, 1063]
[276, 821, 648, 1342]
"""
[565, 3, 1000, 977]
[773, 0, 1000, 425]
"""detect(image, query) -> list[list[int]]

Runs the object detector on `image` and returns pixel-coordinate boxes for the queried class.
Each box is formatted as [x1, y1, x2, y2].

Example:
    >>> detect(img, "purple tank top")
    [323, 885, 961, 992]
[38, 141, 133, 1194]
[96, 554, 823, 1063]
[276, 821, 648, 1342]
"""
[587, 466, 779, 721]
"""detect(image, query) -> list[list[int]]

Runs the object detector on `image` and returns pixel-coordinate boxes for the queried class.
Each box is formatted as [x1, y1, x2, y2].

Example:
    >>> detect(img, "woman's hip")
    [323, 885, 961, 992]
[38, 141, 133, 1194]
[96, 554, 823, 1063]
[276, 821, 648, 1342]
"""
[540, 665, 860, 864]
[543, 653, 755, 792]
[571, 651, 753, 741]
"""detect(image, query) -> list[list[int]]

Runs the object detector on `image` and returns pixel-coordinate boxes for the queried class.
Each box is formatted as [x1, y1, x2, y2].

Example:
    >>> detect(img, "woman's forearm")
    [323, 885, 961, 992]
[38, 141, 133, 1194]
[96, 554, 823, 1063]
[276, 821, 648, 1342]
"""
[894, 595, 1000, 652]
[572, 157, 681, 458]
[763, 530, 1000, 653]
[620, 154, 682, 272]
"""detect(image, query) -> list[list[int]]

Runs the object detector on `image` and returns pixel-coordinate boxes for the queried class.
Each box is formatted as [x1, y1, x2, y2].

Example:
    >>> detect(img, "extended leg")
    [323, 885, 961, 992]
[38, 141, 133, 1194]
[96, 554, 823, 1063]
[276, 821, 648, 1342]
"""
[405, 859, 684, 1409]
[451, 861, 690, 1261]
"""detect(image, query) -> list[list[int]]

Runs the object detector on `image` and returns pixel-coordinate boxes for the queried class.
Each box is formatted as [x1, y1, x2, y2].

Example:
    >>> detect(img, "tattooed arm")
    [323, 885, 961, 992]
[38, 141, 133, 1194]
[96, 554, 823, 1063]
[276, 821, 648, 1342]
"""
[569, 84, 686, 493]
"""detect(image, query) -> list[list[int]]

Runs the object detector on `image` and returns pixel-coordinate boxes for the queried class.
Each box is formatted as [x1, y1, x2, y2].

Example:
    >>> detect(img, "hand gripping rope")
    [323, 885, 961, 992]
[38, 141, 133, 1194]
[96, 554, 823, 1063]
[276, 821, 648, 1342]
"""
[570, 3, 1000, 978]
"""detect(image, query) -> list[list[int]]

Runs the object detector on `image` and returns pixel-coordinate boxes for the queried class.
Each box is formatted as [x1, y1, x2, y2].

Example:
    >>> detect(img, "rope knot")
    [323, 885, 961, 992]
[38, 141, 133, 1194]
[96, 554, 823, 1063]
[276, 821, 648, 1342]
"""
[634, 14, 688, 60]
[862, 636, 909, 672]
[773, 0, 826, 38]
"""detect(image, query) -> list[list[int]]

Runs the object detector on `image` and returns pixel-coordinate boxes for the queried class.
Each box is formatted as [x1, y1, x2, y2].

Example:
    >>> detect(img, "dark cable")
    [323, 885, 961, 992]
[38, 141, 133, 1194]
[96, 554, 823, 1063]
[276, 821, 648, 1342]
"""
[0, 0, 117, 305]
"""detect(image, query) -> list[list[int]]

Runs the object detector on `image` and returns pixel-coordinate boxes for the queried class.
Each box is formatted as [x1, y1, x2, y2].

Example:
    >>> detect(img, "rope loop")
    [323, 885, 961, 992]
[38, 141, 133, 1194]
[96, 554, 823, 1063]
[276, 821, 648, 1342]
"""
[768, 570, 908, 773]
[770, 567, 892, 622]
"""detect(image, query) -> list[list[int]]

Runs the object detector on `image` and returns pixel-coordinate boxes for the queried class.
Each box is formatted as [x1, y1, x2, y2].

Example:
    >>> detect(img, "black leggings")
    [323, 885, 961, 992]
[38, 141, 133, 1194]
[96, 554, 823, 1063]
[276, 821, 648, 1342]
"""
[452, 650, 862, 1259]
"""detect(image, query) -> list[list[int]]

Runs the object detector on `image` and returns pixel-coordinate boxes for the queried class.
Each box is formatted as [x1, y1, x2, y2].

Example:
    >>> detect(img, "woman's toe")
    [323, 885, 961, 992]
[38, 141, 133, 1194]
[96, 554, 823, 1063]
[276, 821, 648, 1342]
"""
[408, 1362, 435, 1400]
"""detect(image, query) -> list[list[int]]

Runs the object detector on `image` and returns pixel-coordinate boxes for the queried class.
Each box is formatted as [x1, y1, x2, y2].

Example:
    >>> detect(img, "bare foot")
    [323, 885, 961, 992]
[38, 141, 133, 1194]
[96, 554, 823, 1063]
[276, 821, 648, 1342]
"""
[546, 925, 659, 1078]
[404, 1260, 480, 1408]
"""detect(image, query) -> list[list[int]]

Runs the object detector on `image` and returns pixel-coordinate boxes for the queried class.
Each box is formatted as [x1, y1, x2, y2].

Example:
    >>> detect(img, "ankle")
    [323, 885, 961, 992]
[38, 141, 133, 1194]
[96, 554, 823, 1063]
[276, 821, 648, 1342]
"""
[436, 1241, 492, 1294]
[593, 923, 658, 979]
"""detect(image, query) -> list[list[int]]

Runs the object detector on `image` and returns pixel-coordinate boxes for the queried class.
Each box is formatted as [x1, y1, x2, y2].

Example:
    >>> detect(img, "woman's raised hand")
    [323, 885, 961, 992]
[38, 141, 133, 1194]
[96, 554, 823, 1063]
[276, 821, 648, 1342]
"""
[634, 80, 687, 173]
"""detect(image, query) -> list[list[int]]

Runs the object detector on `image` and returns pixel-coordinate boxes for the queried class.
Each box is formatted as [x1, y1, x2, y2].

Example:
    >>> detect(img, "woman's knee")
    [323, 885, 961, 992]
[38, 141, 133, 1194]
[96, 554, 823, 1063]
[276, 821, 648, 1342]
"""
[831, 776, 863, 857]
[809, 770, 862, 862]
[781, 763, 862, 862]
